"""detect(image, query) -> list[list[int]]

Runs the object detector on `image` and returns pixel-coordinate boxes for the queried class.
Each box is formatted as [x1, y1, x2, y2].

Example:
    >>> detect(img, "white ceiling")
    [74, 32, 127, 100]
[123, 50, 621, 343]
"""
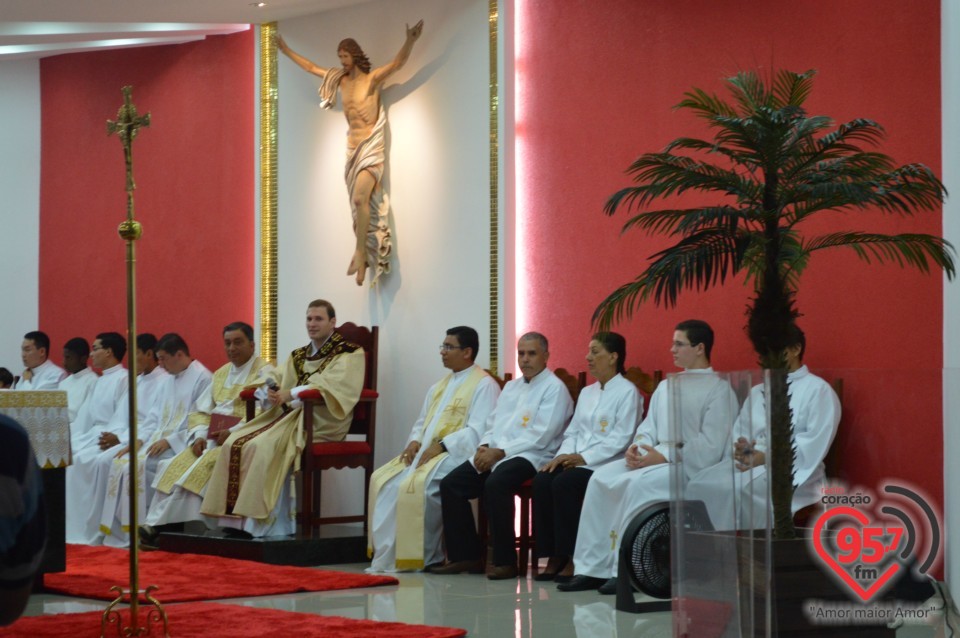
[0, 0, 366, 61]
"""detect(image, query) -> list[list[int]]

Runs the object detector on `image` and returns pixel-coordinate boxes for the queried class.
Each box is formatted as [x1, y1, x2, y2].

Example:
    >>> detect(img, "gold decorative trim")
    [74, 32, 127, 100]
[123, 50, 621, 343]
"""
[259, 23, 279, 364]
[488, 0, 500, 374]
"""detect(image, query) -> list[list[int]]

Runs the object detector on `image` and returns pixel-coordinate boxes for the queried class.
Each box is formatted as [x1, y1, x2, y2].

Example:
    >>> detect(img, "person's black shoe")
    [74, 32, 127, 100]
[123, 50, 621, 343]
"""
[222, 527, 254, 539]
[556, 575, 605, 592]
[138, 524, 158, 545]
[598, 577, 618, 595]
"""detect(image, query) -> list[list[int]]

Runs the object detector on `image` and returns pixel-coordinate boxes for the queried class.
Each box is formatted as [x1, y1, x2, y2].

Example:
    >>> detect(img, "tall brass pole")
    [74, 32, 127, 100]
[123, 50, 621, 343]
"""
[103, 86, 168, 638]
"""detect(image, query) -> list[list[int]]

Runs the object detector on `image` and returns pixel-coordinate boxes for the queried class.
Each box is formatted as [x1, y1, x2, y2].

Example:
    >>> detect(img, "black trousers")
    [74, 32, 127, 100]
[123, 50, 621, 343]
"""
[439, 457, 536, 566]
[532, 466, 593, 558]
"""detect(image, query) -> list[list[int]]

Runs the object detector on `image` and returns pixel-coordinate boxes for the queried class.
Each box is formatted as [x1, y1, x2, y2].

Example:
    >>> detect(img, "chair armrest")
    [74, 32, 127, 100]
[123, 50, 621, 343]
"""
[239, 388, 257, 401]
[299, 389, 324, 403]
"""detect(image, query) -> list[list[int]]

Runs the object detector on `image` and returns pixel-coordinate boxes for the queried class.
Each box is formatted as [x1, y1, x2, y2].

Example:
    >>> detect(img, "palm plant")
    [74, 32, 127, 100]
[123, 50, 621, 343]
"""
[594, 69, 955, 539]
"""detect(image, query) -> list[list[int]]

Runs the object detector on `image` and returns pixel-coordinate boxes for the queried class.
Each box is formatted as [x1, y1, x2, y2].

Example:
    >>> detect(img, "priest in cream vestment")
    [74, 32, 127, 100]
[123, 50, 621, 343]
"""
[145, 322, 272, 535]
[201, 300, 364, 537]
[366, 326, 500, 572]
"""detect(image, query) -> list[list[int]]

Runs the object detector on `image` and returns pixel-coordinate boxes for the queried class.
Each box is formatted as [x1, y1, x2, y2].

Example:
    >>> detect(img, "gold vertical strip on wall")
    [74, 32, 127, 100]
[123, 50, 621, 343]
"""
[488, 1, 500, 374]
[259, 23, 279, 364]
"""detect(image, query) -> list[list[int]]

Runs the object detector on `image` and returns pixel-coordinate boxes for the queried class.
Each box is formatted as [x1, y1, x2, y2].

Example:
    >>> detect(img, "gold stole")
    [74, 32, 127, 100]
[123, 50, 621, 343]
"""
[367, 366, 488, 570]
[156, 359, 268, 495]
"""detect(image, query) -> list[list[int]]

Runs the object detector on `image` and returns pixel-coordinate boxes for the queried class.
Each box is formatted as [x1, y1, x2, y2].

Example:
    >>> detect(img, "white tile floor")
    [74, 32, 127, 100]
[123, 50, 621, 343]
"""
[23, 562, 944, 637]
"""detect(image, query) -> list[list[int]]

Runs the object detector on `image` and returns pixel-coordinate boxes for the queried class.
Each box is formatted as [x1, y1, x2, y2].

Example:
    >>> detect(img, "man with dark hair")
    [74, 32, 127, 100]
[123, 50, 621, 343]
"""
[687, 325, 840, 529]
[435, 332, 573, 578]
[14, 330, 66, 390]
[59, 337, 97, 422]
[0, 414, 46, 626]
[99, 333, 212, 547]
[143, 322, 272, 541]
[0, 368, 13, 389]
[367, 326, 500, 572]
[135, 333, 167, 423]
[277, 20, 424, 286]
[65, 332, 131, 544]
[202, 300, 365, 537]
[559, 320, 738, 593]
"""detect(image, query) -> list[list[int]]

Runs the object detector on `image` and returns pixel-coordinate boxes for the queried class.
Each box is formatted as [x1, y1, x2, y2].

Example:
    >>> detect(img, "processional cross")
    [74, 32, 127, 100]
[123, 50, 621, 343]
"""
[101, 86, 168, 638]
[107, 85, 151, 231]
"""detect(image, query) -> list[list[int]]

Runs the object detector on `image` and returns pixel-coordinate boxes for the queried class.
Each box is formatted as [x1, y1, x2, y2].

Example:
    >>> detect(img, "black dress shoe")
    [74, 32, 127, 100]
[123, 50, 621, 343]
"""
[533, 556, 569, 581]
[598, 577, 618, 595]
[553, 574, 574, 584]
[556, 575, 605, 592]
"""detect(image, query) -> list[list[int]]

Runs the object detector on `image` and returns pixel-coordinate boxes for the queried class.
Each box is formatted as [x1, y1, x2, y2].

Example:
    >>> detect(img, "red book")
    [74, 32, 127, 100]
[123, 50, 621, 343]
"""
[207, 414, 241, 439]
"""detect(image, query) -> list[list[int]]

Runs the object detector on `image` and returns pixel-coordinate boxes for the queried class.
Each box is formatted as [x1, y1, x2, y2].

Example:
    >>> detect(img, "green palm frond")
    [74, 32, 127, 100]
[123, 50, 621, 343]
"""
[803, 232, 956, 276]
[605, 155, 762, 213]
[617, 206, 744, 236]
[771, 69, 816, 107]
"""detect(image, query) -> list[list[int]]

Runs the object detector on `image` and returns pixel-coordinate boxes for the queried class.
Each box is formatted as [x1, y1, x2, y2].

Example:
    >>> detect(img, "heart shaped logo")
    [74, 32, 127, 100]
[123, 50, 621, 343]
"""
[811, 506, 902, 602]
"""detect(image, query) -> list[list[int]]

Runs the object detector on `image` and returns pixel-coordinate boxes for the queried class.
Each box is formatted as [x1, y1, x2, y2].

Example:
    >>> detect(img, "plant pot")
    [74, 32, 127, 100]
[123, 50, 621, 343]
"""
[677, 529, 895, 637]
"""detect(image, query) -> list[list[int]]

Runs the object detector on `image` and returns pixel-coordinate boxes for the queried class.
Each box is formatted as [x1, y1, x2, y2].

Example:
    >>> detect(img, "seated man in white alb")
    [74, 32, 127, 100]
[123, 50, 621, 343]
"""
[559, 319, 738, 593]
[201, 300, 365, 537]
[142, 321, 271, 544]
[65, 332, 131, 544]
[14, 331, 66, 390]
[59, 337, 98, 422]
[435, 332, 574, 579]
[99, 333, 212, 547]
[687, 325, 840, 530]
[135, 333, 168, 421]
[367, 326, 500, 572]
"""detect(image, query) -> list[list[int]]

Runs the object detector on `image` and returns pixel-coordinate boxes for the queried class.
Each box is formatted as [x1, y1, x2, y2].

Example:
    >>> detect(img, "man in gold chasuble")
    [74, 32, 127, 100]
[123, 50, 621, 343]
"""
[141, 322, 272, 543]
[201, 300, 364, 537]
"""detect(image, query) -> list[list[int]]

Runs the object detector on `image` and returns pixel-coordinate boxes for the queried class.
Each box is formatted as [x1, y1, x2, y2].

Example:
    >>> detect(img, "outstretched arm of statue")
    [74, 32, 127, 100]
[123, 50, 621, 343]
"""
[371, 19, 424, 85]
[276, 33, 330, 78]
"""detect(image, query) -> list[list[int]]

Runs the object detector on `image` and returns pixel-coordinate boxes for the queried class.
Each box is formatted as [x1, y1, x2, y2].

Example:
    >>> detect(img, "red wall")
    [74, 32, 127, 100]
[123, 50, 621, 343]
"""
[517, 1, 942, 510]
[39, 31, 255, 372]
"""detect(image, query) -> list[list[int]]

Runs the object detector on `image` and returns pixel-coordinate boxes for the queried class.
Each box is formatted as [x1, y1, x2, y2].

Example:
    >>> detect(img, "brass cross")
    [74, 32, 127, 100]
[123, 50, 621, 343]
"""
[106, 86, 151, 221]
[610, 529, 618, 550]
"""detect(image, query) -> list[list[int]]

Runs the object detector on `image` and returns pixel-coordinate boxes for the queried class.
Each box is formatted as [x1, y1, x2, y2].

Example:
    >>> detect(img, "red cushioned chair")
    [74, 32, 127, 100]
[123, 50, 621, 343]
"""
[244, 322, 379, 537]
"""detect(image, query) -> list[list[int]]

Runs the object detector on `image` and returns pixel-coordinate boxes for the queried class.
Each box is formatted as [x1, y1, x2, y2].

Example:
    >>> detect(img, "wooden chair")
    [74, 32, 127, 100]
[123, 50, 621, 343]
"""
[554, 367, 587, 404]
[243, 322, 379, 536]
[515, 368, 587, 575]
[624, 366, 663, 418]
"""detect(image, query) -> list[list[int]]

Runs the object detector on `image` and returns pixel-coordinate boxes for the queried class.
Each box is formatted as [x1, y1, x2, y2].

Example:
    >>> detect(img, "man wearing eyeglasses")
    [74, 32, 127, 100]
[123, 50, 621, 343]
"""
[366, 326, 500, 573]
[65, 332, 131, 544]
[559, 319, 738, 593]
[434, 332, 574, 579]
[13, 331, 66, 390]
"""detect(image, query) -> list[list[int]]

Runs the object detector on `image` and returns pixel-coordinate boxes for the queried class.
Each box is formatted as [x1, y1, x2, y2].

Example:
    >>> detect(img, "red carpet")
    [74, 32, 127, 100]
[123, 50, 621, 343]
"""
[43, 545, 397, 602]
[0, 601, 467, 637]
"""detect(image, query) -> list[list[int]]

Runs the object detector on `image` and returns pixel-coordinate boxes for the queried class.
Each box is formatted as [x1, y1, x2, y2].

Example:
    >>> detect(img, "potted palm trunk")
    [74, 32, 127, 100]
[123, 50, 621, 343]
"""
[594, 69, 954, 634]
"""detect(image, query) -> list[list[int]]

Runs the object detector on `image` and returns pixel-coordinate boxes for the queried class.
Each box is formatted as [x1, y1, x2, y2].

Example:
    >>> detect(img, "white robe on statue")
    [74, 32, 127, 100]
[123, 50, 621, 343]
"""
[59, 367, 98, 423]
[686, 365, 840, 530]
[573, 368, 738, 579]
[146, 356, 271, 528]
[13, 359, 66, 390]
[367, 365, 500, 572]
[99, 360, 212, 547]
[65, 364, 130, 544]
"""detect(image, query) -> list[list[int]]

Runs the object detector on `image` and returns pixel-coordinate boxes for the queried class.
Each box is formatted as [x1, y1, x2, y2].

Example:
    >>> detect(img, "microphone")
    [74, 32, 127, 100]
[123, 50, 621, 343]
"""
[265, 377, 291, 413]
